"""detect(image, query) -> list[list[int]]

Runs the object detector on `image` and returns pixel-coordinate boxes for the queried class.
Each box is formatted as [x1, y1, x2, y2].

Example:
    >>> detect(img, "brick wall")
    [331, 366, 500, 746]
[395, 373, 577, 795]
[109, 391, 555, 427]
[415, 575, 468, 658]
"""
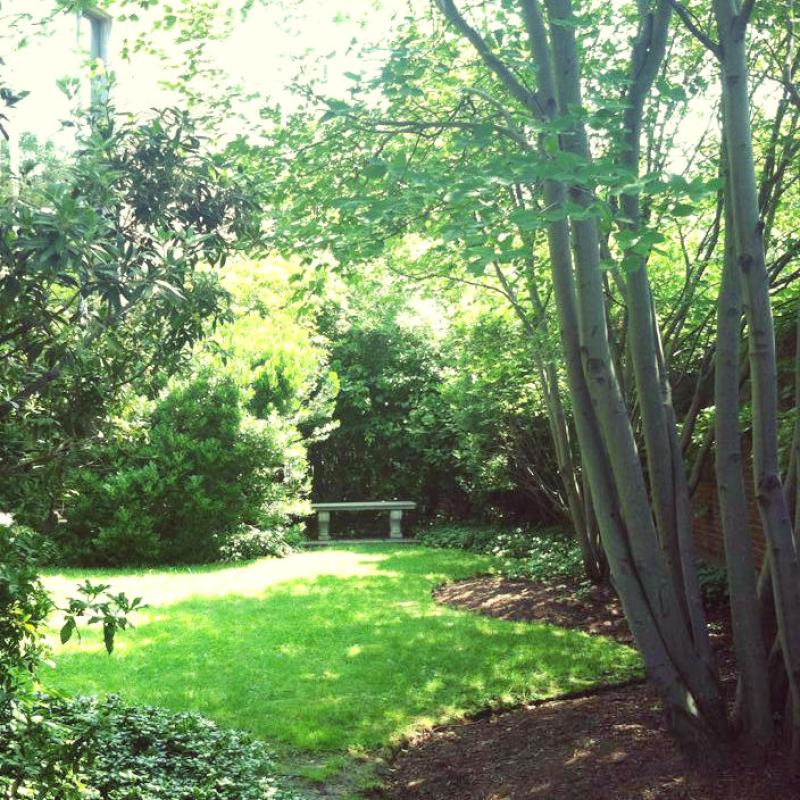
[691, 465, 767, 565]
[688, 313, 796, 565]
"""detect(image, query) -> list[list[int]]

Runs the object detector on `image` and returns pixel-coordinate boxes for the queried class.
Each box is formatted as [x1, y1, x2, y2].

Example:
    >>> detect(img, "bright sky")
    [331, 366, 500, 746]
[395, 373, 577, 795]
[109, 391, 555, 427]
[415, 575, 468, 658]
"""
[1, 0, 719, 170]
[217, 1, 413, 102]
[1, 0, 416, 148]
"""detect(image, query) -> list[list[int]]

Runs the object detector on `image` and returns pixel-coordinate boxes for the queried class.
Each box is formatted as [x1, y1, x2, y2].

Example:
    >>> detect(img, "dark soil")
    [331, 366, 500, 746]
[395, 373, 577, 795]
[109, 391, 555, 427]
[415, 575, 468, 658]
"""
[374, 575, 800, 800]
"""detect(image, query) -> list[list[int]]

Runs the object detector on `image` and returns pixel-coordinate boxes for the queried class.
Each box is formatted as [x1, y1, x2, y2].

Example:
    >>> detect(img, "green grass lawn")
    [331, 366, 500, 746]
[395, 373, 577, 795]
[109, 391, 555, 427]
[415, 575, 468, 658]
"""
[44, 545, 641, 754]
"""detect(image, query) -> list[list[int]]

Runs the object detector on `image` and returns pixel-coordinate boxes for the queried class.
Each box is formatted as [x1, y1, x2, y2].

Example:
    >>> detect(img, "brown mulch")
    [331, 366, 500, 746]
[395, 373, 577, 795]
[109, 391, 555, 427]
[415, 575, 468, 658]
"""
[434, 576, 633, 643]
[374, 575, 800, 800]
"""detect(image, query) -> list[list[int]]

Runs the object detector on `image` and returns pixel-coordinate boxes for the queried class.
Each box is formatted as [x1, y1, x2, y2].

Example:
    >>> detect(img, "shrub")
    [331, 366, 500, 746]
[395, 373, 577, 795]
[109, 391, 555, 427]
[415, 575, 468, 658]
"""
[417, 522, 584, 582]
[0, 695, 301, 800]
[56, 375, 293, 566]
[0, 520, 141, 797]
[697, 561, 729, 606]
[0, 520, 52, 722]
[219, 522, 305, 561]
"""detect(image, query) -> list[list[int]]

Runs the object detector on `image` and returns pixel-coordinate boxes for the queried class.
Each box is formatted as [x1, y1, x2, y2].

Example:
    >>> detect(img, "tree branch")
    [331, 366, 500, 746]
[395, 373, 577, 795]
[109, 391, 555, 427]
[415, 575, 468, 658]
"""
[435, 0, 545, 119]
[668, 0, 722, 58]
[737, 0, 756, 33]
[370, 117, 533, 150]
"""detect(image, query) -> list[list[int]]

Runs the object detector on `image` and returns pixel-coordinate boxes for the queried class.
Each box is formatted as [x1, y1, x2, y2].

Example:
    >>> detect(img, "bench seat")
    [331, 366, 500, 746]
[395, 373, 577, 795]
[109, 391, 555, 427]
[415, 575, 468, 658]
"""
[310, 501, 417, 540]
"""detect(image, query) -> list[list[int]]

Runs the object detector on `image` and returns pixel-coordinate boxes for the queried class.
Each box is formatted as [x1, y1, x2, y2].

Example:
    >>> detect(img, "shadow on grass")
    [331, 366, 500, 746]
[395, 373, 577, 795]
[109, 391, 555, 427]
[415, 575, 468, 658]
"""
[45, 546, 642, 751]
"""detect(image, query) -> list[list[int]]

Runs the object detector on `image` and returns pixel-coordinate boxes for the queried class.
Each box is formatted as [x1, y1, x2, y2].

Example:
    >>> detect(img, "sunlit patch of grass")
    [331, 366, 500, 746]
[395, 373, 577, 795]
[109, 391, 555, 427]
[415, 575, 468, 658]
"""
[44, 545, 641, 753]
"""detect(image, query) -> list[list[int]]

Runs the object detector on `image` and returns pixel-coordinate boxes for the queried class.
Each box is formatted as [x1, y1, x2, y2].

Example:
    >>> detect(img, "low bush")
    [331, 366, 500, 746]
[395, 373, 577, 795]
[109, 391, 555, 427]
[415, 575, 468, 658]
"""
[0, 694, 301, 800]
[417, 522, 584, 582]
[219, 522, 305, 561]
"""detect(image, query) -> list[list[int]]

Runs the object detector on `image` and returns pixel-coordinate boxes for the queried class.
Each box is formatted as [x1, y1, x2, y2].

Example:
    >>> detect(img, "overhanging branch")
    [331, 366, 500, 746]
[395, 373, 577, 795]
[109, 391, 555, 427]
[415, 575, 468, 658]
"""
[667, 0, 722, 58]
[436, 0, 546, 119]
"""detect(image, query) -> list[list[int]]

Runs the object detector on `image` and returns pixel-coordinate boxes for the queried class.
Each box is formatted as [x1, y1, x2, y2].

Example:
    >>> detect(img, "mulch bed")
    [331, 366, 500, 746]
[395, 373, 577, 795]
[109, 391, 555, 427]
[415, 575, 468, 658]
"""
[434, 576, 633, 643]
[374, 575, 800, 800]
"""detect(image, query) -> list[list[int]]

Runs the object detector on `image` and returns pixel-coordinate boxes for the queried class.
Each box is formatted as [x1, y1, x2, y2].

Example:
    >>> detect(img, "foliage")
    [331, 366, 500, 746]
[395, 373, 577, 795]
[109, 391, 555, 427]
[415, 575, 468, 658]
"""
[1, 519, 136, 700]
[52, 374, 287, 566]
[0, 521, 52, 719]
[308, 276, 564, 522]
[417, 523, 584, 583]
[219, 523, 304, 561]
[437, 309, 568, 521]
[59, 581, 144, 655]
[0, 519, 141, 799]
[697, 561, 729, 607]
[5, 257, 324, 570]
[45, 546, 641, 755]
[0, 694, 301, 800]
[0, 106, 263, 534]
[203, 258, 337, 435]
[309, 284, 461, 513]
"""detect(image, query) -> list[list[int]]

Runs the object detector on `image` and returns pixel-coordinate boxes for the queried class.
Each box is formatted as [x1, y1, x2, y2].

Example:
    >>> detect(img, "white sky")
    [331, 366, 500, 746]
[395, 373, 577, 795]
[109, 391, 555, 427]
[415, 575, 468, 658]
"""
[217, 1, 412, 101]
[1, 0, 719, 171]
[1, 0, 415, 147]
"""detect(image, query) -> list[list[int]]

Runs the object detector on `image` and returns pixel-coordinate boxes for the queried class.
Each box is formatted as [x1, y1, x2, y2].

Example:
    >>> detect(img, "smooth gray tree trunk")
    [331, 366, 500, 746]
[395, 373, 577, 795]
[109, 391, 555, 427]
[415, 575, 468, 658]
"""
[715, 183, 772, 748]
[714, 0, 800, 761]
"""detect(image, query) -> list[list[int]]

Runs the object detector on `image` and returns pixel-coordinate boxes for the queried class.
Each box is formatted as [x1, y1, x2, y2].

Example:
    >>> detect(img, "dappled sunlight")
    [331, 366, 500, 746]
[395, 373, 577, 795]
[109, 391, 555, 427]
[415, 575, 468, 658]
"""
[44, 547, 399, 608]
[45, 546, 640, 751]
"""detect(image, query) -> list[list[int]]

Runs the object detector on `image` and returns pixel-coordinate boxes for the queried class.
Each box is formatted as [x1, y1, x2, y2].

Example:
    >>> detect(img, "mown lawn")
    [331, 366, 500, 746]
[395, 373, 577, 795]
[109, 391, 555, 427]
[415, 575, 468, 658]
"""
[44, 545, 641, 753]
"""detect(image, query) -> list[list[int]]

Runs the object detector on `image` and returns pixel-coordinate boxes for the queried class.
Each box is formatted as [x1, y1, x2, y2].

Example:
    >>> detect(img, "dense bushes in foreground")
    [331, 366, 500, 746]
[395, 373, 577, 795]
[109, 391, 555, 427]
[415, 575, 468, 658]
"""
[416, 523, 584, 582]
[0, 523, 51, 724]
[0, 695, 301, 800]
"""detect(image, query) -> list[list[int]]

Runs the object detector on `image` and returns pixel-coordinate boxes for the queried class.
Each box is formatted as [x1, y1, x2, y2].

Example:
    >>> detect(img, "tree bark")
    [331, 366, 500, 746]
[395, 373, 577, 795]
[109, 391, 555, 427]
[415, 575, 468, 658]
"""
[437, 0, 730, 747]
[714, 0, 800, 762]
[617, 0, 714, 669]
[543, 0, 726, 734]
[715, 178, 773, 749]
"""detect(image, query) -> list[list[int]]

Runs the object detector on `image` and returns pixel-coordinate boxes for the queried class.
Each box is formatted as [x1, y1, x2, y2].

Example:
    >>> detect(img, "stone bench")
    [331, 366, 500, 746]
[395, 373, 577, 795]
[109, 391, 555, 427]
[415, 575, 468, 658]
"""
[311, 501, 417, 541]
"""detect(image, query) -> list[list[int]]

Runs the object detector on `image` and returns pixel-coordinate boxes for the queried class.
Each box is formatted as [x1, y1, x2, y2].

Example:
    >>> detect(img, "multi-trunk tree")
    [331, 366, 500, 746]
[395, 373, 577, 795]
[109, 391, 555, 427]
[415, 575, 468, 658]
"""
[262, 0, 800, 762]
[432, 0, 800, 757]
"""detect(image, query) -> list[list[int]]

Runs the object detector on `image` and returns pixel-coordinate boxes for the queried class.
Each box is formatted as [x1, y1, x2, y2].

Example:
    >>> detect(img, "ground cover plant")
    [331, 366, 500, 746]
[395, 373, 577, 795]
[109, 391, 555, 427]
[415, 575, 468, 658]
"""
[42, 545, 640, 783]
[419, 523, 729, 606]
[417, 523, 585, 583]
[1, 695, 301, 800]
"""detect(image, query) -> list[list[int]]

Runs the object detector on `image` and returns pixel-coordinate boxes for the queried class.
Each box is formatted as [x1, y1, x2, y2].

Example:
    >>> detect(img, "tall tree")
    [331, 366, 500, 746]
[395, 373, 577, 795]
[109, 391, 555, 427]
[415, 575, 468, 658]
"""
[711, 0, 800, 758]
[257, 0, 800, 756]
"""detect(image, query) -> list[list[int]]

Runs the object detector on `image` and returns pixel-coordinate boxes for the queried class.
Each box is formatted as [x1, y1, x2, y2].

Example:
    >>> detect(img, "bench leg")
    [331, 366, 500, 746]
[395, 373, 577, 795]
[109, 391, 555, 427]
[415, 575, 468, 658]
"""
[318, 511, 331, 541]
[389, 509, 403, 539]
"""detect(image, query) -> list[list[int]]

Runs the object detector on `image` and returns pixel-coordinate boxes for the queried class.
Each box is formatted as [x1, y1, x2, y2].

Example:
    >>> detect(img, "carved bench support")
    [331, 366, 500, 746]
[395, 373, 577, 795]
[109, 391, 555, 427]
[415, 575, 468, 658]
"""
[389, 509, 403, 539]
[318, 510, 331, 541]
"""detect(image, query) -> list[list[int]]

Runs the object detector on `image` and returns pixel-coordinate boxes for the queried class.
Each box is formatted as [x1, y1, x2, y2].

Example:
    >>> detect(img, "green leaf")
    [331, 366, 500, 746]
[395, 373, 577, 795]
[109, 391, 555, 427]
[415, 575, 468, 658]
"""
[103, 621, 116, 654]
[509, 207, 543, 232]
[60, 618, 76, 645]
[543, 133, 560, 156]
[363, 160, 388, 180]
